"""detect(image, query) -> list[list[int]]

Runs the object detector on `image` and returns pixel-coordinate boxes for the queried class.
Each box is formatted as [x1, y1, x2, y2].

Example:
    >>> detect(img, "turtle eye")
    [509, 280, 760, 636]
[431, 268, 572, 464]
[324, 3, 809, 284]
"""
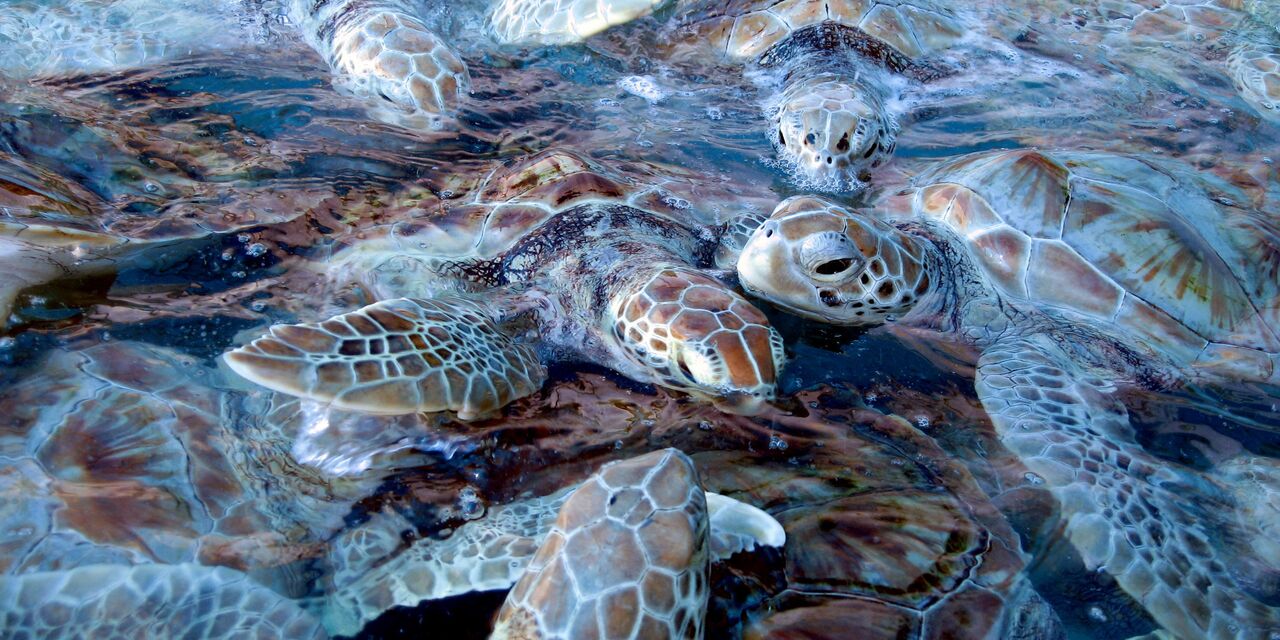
[805, 132, 816, 146]
[815, 258, 853, 275]
[836, 133, 850, 152]
[779, 129, 786, 146]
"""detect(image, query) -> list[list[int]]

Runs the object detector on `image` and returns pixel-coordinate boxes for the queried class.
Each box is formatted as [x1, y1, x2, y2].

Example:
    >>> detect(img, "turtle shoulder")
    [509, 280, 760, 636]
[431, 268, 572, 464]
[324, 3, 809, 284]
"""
[685, 0, 963, 61]
[911, 149, 1280, 371]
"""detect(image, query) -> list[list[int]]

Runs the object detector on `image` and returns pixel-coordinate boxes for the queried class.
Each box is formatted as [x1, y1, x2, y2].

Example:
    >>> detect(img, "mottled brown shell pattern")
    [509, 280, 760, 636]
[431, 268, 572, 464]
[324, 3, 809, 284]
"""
[900, 149, 1280, 379]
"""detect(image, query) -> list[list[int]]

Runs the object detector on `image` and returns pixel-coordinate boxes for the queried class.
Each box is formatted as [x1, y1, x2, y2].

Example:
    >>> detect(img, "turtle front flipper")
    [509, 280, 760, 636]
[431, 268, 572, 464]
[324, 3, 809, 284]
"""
[224, 296, 546, 421]
[488, 0, 668, 45]
[0, 563, 325, 639]
[289, 0, 469, 120]
[975, 334, 1280, 638]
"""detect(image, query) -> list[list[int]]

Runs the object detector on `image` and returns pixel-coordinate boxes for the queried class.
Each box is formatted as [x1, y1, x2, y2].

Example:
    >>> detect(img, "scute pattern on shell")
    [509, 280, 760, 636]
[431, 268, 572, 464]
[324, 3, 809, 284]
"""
[906, 149, 1280, 376]
[324, 9, 469, 116]
[693, 0, 964, 60]
[224, 296, 546, 420]
[491, 449, 710, 640]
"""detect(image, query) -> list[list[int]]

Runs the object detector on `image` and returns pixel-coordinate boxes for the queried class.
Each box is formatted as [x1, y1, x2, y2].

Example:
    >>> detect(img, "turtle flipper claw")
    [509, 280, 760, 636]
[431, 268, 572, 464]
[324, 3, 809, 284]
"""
[225, 296, 545, 420]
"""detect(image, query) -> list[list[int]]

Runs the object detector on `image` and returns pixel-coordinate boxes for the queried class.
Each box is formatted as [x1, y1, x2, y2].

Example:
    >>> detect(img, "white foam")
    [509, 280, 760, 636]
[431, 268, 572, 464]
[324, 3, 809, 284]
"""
[617, 75, 668, 102]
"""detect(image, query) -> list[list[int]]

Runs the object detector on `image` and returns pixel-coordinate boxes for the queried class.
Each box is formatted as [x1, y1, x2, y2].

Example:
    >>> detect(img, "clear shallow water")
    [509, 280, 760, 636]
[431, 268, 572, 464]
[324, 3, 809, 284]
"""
[1, 1, 1279, 639]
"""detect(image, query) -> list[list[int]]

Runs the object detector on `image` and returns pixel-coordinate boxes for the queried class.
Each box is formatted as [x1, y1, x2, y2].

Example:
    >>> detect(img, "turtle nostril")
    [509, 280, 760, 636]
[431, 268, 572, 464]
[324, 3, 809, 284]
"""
[815, 258, 854, 275]
[826, 156, 833, 164]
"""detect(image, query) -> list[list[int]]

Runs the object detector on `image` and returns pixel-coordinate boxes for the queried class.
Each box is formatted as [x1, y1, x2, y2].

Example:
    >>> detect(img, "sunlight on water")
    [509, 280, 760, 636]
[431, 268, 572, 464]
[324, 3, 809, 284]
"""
[1, 0, 1279, 639]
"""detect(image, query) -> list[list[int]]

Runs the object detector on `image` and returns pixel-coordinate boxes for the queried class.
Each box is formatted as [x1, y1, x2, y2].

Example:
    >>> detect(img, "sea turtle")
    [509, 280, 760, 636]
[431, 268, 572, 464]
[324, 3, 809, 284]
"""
[223, 149, 789, 418]
[486, 0, 982, 190]
[733, 148, 1280, 638]
[1008, 0, 1280, 123]
[0, 340, 786, 638]
[322, 448, 784, 637]
[0, 0, 469, 123]
[306, 379, 1063, 639]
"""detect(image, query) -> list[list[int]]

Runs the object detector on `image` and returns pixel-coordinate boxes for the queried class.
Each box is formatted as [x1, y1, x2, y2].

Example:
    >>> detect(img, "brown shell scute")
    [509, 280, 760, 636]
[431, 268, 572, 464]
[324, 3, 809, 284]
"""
[911, 149, 1280, 362]
[700, 0, 964, 61]
[492, 449, 710, 640]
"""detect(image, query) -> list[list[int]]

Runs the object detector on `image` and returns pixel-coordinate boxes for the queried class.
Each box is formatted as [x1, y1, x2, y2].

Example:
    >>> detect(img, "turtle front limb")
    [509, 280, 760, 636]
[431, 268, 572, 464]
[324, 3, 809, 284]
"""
[975, 334, 1280, 638]
[224, 295, 545, 420]
[289, 0, 469, 120]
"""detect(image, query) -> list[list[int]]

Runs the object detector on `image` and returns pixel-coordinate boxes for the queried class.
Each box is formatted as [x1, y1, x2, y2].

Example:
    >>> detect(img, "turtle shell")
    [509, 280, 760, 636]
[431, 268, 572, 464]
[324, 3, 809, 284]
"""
[360, 149, 709, 263]
[683, 0, 964, 61]
[0, 341, 384, 597]
[897, 149, 1280, 378]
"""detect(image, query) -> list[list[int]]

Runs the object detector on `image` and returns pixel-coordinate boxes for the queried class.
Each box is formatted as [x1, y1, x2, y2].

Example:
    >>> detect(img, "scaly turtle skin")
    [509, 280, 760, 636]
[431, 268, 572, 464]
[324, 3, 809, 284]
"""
[224, 149, 788, 419]
[0, 1, 468, 124]
[486, 0, 972, 190]
[735, 149, 1280, 639]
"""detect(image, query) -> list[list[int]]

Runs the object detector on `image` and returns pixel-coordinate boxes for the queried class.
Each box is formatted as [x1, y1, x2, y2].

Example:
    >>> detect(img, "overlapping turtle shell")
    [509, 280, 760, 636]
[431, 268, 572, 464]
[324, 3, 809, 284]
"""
[892, 149, 1280, 378]
[682, 0, 965, 62]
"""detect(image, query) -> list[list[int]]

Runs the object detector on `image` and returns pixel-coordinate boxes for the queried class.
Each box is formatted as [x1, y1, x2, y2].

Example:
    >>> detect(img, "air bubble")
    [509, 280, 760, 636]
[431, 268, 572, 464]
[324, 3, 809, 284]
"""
[1024, 472, 1045, 485]
[914, 416, 930, 429]
[1087, 607, 1107, 623]
[698, 420, 714, 431]
[662, 196, 690, 209]
[237, 233, 252, 244]
[768, 434, 788, 450]
[143, 182, 159, 193]
[246, 243, 268, 257]
[705, 106, 723, 120]
[221, 248, 236, 261]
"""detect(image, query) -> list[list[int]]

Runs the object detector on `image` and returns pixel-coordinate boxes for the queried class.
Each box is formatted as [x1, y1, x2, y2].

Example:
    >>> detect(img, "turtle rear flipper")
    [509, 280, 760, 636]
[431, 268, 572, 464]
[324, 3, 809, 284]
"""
[224, 296, 546, 421]
[976, 334, 1280, 638]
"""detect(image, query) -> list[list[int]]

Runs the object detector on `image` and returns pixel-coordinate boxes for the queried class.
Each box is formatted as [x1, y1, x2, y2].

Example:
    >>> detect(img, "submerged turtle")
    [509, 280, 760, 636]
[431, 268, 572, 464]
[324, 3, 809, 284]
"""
[0, 0, 469, 122]
[734, 148, 1280, 637]
[224, 149, 789, 418]
[1012, 0, 1280, 123]
[322, 448, 784, 637]
[487, 0, 977, 189]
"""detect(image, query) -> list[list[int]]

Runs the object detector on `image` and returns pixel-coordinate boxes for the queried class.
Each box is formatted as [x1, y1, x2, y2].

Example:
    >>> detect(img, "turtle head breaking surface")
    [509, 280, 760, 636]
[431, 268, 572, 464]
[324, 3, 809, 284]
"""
[485, 0, 967, 190]
[225, 150, 787, 419]
[737, 195, 931, 326]
[740, 149, 1280, 637]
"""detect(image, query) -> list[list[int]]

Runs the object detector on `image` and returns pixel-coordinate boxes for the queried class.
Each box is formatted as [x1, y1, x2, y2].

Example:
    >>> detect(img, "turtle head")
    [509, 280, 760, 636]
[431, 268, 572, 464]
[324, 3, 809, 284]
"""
[609, 267, 786, 413]
[773, 78, 896, 188]
[737, 196, 932, 326]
